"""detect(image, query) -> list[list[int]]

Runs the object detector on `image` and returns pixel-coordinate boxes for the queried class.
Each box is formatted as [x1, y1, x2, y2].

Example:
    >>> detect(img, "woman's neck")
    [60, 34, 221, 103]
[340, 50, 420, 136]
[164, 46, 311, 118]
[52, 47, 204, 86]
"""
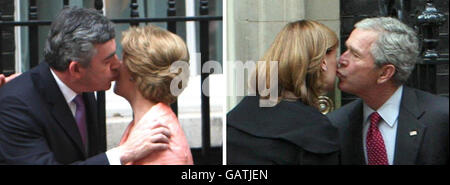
[129, 93, 156, 124]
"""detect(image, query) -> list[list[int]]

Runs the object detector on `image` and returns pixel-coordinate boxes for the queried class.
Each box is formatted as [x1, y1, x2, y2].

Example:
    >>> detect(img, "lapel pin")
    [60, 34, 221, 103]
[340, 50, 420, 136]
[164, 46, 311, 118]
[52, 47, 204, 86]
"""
[409, 130, 417, 136]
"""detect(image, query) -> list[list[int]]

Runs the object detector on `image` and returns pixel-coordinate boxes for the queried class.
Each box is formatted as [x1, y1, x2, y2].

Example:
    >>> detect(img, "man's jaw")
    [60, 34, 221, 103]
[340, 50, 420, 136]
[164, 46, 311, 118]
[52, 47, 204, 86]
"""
[112, 73, 120, 82]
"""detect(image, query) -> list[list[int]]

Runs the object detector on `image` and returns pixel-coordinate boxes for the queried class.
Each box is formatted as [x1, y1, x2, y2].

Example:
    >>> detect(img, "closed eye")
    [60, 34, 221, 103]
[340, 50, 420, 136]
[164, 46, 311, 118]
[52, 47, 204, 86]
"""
[103, 51, 116, 62]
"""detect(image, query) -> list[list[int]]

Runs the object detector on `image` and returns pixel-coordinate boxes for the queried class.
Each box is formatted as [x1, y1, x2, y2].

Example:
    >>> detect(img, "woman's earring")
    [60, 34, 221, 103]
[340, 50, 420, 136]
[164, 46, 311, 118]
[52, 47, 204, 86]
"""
[129, 77, 134, 81]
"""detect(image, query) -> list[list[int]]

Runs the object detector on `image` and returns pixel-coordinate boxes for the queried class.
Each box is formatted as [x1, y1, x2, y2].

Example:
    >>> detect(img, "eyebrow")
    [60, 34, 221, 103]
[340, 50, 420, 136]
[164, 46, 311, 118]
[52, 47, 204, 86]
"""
[345, 42, 362, 56]
[103, 51, 116, 61]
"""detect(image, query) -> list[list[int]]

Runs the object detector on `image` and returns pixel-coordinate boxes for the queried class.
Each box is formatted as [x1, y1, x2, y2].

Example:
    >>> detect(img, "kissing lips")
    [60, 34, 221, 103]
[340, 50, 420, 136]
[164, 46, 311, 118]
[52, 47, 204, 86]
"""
[336, 71, 344, 79]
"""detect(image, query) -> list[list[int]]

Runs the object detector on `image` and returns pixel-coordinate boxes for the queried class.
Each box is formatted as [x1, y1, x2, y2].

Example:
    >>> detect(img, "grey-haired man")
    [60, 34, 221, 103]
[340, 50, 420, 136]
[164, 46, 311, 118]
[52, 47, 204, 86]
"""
[328, 17, 448, 165]
[0, 7, 171, 165]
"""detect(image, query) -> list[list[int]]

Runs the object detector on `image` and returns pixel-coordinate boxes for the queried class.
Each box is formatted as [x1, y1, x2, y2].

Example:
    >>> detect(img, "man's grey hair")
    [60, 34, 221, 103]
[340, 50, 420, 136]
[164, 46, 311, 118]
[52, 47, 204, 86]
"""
[44, 7, 115, 71]
[355, 17, 419, 85]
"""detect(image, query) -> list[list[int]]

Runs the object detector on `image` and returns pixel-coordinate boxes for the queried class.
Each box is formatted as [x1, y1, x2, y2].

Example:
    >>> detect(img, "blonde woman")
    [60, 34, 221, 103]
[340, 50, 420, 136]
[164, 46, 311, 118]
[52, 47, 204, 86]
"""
[227, 20, 340, 164]
[114, 25, 193, 165]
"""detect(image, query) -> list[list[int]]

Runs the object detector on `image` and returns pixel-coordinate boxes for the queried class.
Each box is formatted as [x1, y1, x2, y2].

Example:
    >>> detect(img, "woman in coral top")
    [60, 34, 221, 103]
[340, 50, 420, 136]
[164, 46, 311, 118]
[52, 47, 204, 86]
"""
[114, 25, 193, 165]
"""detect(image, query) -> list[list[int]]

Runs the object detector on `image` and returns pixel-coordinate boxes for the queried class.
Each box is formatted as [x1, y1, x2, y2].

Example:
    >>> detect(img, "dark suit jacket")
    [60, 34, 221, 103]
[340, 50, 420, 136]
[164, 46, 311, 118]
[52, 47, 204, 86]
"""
[0, 62, 109, 164]
[227, 96, 340, 165]
[327, 86, 449, 165]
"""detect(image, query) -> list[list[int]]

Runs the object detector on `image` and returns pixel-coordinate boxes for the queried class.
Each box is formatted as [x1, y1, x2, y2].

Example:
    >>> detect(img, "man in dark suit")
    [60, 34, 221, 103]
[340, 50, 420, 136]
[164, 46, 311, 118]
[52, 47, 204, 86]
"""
[0, 7, 171, 165]
[327, 17, 448, 165]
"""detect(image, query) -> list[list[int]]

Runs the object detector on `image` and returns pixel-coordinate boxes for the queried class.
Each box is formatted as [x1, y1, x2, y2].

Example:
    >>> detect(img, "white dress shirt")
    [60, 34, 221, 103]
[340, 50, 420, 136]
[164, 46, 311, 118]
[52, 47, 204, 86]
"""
[362, 85, 403, 165]
[50, 69, 122, 165]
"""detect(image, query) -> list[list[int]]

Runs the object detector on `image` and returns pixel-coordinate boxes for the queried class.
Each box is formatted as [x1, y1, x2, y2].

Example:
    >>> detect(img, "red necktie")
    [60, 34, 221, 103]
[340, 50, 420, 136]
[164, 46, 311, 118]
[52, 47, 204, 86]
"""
[366, 112, 388, 165]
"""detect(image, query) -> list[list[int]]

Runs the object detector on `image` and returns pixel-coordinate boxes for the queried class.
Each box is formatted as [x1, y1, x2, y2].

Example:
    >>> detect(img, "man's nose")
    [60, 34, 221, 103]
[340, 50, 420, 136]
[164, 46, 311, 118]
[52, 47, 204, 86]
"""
[111, 55, 121, 70]
[338, 51, 349, 68]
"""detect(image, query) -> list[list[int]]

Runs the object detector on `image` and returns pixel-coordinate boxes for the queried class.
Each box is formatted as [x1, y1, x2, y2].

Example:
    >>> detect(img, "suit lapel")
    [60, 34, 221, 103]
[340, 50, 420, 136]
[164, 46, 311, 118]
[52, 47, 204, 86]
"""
[84, 92, 100, 156]
[393, 87, 426, 165]
[50, 100, 88, 158]
[34, 63, 87, 157]
[346, 100, 366, 165]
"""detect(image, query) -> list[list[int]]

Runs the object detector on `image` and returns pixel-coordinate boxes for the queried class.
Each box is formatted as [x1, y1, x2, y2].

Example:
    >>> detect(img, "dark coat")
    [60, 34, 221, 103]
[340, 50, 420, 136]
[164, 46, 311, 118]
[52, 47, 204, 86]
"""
[227, 96, 340, 165]
[327, 86, 449, 165]
[0, 62, 108, 164]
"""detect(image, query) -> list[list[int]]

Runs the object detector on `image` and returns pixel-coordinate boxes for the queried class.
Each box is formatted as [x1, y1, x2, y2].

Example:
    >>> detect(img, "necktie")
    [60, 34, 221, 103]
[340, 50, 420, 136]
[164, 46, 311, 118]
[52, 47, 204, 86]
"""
[366, 112, 388, 165]
[73, 94, 87, 149]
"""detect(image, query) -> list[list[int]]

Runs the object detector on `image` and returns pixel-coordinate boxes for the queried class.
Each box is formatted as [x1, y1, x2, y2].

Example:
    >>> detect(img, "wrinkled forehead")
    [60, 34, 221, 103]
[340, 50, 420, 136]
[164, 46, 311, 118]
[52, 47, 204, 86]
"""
[346, 29, 379, 52]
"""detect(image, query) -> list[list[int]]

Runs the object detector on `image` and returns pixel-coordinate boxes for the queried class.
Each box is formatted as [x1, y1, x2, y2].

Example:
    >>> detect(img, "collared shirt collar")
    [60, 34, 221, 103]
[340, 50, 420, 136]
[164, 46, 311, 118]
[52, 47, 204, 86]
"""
[50, 68, 78, 103]
[363, 85, 403, 128]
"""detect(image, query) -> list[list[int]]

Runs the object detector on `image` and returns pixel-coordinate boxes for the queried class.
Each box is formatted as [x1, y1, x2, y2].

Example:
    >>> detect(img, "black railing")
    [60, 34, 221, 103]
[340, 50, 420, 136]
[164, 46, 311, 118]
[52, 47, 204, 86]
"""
[0, 0, 222, 165]
[200, 0, 212, 157]
[377, 0, 448, 97]
[29, 0, 38, 68]
[167, 0, 178, 121]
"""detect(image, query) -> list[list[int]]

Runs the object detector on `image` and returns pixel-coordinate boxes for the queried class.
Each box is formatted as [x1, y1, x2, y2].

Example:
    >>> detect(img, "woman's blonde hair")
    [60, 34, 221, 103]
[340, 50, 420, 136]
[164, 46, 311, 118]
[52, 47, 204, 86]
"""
[252, 20, 338, 108]
[121, 25, 189, 104]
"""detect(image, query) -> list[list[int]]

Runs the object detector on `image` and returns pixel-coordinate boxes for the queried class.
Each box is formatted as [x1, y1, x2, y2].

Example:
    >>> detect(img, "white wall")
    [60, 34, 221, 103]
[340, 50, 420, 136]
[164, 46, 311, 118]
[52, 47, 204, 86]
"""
[226, 0, 341, 111]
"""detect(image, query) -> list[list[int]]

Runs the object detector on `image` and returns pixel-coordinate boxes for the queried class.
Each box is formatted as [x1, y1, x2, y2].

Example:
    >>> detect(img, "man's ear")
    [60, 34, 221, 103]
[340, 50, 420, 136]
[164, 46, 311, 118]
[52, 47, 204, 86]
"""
[377, 64, 396, 84]
[321, 59, 328, 71]
[68, 61, 84, 79]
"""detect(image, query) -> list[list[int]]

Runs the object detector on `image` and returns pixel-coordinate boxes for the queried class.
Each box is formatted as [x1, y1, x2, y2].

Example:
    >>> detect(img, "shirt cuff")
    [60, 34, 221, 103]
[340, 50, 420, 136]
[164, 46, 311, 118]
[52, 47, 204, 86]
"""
[106, 147, 122, 165]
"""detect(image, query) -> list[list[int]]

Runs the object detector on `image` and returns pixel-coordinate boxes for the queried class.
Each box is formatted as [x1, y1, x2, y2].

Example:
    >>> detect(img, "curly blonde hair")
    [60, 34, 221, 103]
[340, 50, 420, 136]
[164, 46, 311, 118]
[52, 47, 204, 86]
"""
[121, 25, 189, 104]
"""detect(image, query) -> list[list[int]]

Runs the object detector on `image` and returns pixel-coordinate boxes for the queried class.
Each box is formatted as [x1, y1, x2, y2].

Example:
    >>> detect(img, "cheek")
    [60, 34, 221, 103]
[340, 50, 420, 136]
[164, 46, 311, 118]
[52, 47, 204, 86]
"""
[90, 64, 107, 77]
[345, 62, 359, 73]
[328, 60, 338, 72]
[324, 68, 336, 78]
[325, 59, 338, 75]
[95, 63, 112, 74]
[119, 67, 130, 80]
